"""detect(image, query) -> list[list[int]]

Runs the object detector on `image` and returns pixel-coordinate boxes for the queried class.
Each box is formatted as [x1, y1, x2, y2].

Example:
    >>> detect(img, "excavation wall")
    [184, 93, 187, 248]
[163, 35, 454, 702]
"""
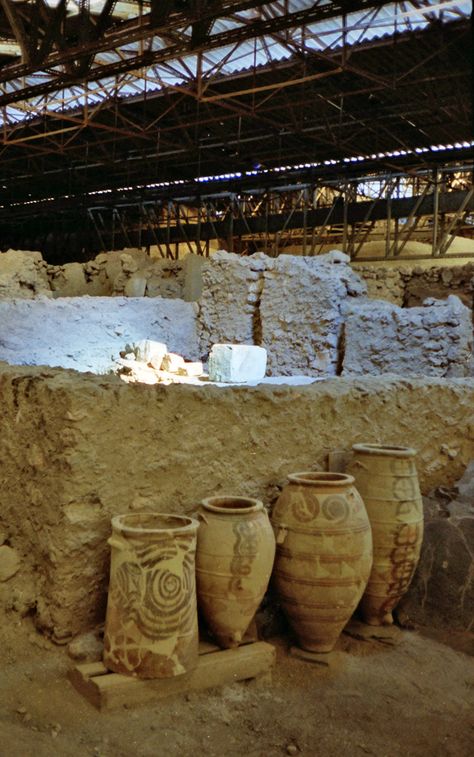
[0, 365, 473, 641]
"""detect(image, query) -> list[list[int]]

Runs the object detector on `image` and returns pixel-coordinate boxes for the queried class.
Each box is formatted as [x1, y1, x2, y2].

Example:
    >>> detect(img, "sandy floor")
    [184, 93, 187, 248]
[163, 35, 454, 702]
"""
[0, 619, 473, 757]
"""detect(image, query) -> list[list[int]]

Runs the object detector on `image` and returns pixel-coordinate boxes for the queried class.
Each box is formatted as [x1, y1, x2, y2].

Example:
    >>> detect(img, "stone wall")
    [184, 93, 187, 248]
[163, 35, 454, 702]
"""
[0, 297, 199, 373]
[0, 365, 473, 640]
[197, 250, 266, 355]
[0, 250, 51, 298]
[260, 252, 366, 375]
[352, 265, 406, 305]
[402, 263, 474, 309]
[0, 248, 186, 299]
[342, 295, 473, 378]
[354, 261, 474, 310]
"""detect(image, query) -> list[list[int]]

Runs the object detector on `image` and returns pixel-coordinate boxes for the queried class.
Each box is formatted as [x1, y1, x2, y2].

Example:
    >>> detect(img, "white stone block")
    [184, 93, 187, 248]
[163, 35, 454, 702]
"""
[162, 352, 186, 373]
[134, 339, 167, 368]
[177, 361, 203, 377]
[208, 344, 267, 383]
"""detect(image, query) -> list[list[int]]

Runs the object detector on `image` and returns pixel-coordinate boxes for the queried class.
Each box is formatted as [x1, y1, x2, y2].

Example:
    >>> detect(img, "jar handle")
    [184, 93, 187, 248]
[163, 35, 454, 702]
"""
[275, 524, 288, 545]
[107, 537, 126, 550]
[197, 511, 209, 525]
[351, 460, 369, 471]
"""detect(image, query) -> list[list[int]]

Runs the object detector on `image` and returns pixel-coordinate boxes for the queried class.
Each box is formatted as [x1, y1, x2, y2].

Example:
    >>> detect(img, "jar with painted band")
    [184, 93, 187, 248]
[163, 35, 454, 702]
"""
[103, 512, 199, 679]
[271, 472, 373, 653]
[196, 496, 276, 649]
[348, 444, 424, 626]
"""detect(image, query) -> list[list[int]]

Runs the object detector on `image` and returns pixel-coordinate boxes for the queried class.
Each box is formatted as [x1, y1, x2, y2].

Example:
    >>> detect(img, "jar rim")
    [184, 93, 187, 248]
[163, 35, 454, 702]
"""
[352, 443, 417, 457]
[111, 512, 199, 535]
[287, 471, 355, 486]
[201, 496, 263, 514]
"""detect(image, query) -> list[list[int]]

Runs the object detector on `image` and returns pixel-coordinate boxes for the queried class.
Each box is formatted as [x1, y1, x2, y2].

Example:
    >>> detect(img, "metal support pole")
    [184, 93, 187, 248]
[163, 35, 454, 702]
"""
[432, 167, 441, 256]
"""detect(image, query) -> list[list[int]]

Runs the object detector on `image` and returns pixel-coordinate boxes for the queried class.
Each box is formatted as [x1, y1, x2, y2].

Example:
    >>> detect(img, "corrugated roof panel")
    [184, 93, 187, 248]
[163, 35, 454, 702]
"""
[0, 0, 470, 123]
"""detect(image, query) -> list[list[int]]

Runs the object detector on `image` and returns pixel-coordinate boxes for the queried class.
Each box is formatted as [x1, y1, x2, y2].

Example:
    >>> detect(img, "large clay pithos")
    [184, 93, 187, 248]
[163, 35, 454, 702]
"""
[103, 512, 199, 678]
[271, 472, 373, 653]
[348, 444, 424, 626]
[196, 496, 276, 649]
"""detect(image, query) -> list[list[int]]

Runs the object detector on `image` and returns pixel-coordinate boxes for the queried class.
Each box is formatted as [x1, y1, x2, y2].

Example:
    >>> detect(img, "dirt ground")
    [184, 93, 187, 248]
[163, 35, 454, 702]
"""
[0, 618, 473, 757]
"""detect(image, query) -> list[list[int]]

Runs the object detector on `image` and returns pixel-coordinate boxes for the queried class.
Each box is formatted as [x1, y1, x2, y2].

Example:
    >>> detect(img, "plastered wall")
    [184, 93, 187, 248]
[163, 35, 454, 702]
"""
[1, 364, 473, 641]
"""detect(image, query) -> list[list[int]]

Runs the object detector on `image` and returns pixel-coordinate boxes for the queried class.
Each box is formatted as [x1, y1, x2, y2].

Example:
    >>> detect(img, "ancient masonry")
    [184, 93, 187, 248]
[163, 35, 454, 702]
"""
[342, 295, 473, 377]
[1, 248, 474, 379]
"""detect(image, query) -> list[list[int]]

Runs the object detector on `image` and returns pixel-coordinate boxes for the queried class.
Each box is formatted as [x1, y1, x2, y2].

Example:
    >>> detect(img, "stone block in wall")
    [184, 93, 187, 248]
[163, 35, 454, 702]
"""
[0, 296, 199, 373]
[260, 251, 367, 376]
[0, 249, 52, 299]
[342, 295, 473, 377]
[198, 250, 266, 356]
[124, 274, 147, 297]
[400, 463, 474, 632]
[51, 262, 88, 297]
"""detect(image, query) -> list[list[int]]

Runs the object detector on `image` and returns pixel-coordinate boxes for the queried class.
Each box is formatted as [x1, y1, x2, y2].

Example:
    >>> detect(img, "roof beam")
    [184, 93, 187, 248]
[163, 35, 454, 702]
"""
[0, 1, 397, 105]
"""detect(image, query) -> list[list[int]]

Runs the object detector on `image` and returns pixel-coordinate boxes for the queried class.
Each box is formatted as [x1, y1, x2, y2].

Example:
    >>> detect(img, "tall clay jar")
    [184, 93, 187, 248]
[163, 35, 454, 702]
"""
[271, 472, 373, 653]
[196, 496, 276, 649]
[348, 444, 424, 626]
[103, 512, 199, 678]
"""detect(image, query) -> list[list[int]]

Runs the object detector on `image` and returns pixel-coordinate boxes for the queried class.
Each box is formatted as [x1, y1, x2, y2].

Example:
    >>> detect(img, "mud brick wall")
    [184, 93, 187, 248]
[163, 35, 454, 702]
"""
[1, 365, 474, 640]
[198, 250, 367, 374]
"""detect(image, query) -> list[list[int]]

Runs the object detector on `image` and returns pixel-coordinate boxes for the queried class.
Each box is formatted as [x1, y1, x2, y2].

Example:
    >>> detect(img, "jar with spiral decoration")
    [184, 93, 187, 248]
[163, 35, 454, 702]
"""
[195, 496, 276, 649]
[103, 512, 199, 678]
[348, 444, 424, 626]
[271, 472, 373, 653]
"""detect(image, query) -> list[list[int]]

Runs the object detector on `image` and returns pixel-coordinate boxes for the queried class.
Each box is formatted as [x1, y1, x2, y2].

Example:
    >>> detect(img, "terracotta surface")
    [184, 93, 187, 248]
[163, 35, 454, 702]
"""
[348, 444, 424, 626]
[103, 513, 199, 678]
[196, 496, 276, 648]
[271, 472, 373, 653]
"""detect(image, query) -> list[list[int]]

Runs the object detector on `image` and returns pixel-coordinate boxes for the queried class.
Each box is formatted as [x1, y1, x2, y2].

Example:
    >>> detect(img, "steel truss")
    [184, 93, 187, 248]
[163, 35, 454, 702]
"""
[0, 1, 471, 251]
[2, 162, 473, 262]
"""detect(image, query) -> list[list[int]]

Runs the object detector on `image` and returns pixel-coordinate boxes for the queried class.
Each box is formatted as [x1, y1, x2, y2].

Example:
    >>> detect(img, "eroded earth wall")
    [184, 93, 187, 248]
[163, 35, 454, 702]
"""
[0, 365, 473, 640]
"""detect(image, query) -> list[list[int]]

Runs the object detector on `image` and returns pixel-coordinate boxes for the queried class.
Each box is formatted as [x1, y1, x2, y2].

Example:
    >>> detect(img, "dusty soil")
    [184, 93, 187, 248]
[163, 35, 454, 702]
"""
[0, 619, 472, 757]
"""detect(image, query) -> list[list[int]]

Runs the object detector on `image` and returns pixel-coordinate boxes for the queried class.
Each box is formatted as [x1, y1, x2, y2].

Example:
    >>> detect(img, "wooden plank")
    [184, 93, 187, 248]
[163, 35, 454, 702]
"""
[68, 641, 275, 711]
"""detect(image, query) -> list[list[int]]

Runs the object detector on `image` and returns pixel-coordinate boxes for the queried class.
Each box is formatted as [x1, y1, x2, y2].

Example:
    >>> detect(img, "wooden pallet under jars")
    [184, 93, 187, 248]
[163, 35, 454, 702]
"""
[68, 637, 275, 711]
